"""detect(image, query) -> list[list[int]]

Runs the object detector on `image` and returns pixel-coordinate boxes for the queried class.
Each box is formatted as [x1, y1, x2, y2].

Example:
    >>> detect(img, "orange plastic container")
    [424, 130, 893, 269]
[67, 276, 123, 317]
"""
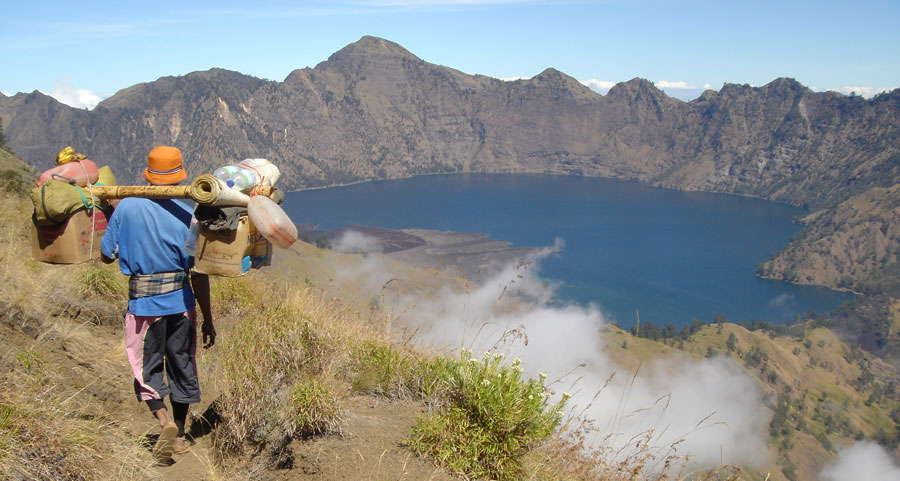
[247, 195, 297, 249]
[37, 159, 99, 187]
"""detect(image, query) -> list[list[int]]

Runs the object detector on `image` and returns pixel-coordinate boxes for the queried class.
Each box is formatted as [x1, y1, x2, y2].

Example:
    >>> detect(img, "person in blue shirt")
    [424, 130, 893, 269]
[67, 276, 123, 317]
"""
[101, 146, 215, 464]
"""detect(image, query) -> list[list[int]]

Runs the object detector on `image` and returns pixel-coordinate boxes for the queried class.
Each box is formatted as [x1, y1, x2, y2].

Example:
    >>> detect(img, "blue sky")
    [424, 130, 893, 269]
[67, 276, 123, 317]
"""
[2, 0, 898, 109]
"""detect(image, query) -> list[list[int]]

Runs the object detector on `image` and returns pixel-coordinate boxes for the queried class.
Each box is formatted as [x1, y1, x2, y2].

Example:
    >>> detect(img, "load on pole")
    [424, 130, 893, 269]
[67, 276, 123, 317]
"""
[88, 177, 279, 207]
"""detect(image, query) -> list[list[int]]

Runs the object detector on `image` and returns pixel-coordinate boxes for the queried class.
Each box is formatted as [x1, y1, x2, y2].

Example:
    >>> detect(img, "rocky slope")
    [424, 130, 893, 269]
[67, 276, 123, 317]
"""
[759, 184, 900, 294]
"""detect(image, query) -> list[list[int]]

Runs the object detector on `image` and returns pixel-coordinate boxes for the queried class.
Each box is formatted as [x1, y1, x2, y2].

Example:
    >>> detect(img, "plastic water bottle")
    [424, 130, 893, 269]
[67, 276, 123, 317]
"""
[248, 195, 298, 248]
[229, 167, 259, 192]
[213, 165, 241, 183]
[237, 158, 281, 187]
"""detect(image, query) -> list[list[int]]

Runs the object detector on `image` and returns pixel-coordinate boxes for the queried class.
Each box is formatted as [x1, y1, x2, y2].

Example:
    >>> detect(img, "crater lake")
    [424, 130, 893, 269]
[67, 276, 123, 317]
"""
[282, 174, 853, 328]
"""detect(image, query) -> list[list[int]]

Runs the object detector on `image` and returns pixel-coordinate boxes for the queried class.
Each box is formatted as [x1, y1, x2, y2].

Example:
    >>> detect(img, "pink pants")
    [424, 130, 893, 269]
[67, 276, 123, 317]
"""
[124, 310, 200, 403]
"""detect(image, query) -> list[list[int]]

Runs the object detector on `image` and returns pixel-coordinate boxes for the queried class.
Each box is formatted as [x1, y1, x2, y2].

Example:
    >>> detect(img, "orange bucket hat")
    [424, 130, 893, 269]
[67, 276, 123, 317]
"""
[144, 146, 187, 185]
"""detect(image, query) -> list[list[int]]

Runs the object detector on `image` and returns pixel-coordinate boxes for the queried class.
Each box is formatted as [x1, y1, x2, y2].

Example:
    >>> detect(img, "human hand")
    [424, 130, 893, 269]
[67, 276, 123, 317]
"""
[201, 319, 216, 348]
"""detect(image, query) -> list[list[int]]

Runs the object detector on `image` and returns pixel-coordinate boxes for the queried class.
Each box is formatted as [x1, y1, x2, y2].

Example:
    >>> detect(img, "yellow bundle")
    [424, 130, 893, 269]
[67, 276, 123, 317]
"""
[56, 146, 88, 165]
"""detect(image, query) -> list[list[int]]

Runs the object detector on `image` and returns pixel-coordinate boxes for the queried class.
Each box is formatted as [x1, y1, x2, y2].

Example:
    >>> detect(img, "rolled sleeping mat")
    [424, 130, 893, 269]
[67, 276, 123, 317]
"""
[190, 174, 252, 206]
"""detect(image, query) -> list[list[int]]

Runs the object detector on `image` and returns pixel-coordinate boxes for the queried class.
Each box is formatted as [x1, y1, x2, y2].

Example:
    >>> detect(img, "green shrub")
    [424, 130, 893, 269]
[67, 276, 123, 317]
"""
[407, 350, 568, 481]
[0, 169, 27, 194]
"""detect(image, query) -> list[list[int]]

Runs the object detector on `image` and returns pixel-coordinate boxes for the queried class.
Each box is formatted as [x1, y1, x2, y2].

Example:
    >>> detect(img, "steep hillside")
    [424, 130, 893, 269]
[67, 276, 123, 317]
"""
[612, 321, 900, 481]
[760, 184, 900, 294]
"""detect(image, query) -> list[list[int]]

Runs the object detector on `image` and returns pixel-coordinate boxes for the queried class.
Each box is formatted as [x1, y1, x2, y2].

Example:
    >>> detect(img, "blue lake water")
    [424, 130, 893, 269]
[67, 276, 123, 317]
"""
[282, 174, 853, 328]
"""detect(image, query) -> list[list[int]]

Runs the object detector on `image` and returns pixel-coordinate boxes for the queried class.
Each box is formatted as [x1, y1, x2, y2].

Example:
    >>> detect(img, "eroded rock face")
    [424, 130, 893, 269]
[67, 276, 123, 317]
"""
[2, 36, 899, 291]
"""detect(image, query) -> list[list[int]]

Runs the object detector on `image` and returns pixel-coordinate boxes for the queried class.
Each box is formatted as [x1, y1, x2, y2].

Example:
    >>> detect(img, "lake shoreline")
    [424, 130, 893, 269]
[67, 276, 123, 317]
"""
[283, 174, 854, 327]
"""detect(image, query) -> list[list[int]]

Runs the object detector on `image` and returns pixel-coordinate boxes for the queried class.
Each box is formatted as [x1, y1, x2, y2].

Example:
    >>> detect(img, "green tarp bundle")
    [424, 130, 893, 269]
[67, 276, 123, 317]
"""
[31, 166, 117, 226]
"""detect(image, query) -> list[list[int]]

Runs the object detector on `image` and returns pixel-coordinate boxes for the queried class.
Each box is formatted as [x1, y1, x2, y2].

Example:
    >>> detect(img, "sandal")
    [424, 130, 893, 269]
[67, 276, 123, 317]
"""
[173, 437, 191, 455]
[153, 422, 178, 464]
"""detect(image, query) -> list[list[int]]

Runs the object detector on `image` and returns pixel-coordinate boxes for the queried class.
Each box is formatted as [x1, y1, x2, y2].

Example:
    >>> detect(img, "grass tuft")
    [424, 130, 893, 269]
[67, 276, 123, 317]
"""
[210, 285, 347, 458]
[348, 340, 419, 396]
[76, 262, 126, 300]
[290, 378, 342, 437]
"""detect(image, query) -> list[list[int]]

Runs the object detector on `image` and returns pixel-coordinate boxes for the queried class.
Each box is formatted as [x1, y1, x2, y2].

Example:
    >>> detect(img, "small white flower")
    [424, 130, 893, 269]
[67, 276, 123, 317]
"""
[539, 372, 547, 380]
[562, 392, 572, 400]
[528, 394, 534, 400]
[512, 358, 521, 366]
[481, 379, 490, 386]
[513, 366, 523, 373]
[494, 353, 504, 360]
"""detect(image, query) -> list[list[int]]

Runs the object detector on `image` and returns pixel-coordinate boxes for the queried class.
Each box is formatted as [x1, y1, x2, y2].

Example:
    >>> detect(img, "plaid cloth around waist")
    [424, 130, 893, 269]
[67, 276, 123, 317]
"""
[128, 271, 190, 300]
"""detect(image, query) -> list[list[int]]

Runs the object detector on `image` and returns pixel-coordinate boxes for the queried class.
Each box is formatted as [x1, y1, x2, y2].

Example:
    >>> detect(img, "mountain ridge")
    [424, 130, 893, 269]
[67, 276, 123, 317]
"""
[1, 35, 899, 295]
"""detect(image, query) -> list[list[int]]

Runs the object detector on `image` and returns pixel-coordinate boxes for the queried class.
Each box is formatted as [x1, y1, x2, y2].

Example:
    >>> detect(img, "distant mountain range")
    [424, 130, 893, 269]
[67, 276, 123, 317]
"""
[2, 35, 899, 293]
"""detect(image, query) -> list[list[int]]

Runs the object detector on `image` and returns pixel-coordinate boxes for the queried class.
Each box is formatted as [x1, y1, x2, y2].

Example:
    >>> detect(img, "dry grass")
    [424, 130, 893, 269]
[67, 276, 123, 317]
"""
[523, 418, 744, 481]
[0, 192, 152, 480]
[206, 274, 390, 461]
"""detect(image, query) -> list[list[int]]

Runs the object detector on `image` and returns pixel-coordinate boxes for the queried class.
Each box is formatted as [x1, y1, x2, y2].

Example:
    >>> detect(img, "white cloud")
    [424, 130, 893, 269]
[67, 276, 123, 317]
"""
[767, 293, 796, 309]
[820, 442, 900, 481]
[332, 230, 384, 255]
[808, 85, 895, 98]
[656, 80, 697, 89]
[42, 77, 104, 110]
[332, 254, 399, 303]
[833, 86, 893, 98]
[703, 83, 714, 90]
[499, 76, 528, 82]
[379, 245, 770, 473]
[581, 79, 617, 93]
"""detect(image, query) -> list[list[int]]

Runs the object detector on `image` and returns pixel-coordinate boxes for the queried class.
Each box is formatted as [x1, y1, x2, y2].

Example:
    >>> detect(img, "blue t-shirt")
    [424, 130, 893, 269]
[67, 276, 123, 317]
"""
[101, 198, 196, 316]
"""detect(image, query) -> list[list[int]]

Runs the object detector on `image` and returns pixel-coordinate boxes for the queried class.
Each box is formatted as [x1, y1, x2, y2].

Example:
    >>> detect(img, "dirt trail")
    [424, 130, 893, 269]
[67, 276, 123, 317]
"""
[138, 395, 456, 481]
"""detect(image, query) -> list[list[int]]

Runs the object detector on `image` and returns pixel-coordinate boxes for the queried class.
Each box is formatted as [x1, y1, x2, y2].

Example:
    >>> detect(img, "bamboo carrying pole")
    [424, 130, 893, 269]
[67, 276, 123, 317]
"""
[89, 185, 193, 199]
[88, 178, 277, 207]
